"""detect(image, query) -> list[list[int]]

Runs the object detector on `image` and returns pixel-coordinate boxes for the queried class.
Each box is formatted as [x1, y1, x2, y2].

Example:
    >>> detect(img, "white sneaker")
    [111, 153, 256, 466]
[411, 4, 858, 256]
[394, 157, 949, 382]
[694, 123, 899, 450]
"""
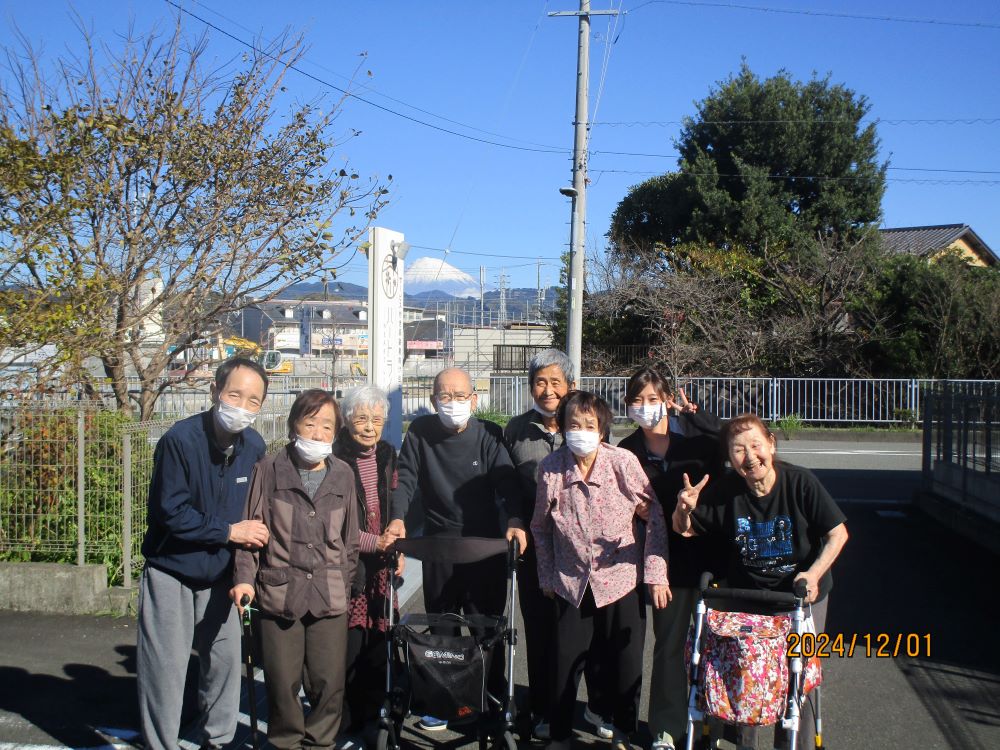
[417, 715, 448, 732]
[583, 707, 613, 740]
[651, 732, 676, 750]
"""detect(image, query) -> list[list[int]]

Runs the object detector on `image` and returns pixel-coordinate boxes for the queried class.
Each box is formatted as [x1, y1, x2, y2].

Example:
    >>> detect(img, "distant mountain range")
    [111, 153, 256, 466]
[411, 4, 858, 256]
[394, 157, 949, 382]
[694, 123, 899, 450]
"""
[284, 281, 560, 317]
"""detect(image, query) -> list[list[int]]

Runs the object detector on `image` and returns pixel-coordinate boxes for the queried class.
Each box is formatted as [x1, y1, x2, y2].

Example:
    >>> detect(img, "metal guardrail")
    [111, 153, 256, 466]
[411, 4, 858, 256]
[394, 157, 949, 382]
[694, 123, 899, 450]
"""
[922, 383, 999, 522]
[489, 375, 1000, 424]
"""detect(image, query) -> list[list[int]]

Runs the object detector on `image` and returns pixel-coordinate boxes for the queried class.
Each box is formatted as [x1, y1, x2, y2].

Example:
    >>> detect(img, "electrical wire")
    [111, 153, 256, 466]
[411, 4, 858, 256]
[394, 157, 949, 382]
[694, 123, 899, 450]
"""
[408, 243, 561, 261]
[588, 1, 624, 143]
[588, 168, 1000, 185]
[163, 0, 570, 155]
[169, 1, 997, 178]
[591, 117, 1000, 127]
[186, 0, 563, 151]
[626, 0, 1000, 31]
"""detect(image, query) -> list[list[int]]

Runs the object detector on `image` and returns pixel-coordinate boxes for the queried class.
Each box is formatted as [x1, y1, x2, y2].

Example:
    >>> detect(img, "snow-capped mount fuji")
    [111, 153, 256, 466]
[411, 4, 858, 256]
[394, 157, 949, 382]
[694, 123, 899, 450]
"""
[404, 256, 480, 298]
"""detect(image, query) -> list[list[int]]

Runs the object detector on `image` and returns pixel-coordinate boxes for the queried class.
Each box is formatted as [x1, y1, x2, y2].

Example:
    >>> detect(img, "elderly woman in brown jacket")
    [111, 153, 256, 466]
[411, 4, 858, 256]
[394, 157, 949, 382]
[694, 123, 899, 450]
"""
[231, 389, 359, 750]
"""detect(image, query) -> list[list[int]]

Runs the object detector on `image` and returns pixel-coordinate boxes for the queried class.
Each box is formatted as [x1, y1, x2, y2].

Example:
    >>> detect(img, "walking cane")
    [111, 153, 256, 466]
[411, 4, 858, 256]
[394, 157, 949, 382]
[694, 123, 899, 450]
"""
[239, 595, 261, 750]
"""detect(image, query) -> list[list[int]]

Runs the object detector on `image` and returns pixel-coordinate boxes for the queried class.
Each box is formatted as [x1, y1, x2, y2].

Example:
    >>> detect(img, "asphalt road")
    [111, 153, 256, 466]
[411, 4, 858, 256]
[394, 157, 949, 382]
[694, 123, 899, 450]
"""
[1, 438, 998, 749]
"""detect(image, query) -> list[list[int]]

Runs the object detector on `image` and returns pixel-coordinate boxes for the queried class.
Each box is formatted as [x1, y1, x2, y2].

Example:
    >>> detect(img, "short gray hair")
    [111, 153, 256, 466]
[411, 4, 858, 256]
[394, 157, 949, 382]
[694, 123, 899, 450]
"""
[339, 385, 390, 422]
[528, 349, 575, 385]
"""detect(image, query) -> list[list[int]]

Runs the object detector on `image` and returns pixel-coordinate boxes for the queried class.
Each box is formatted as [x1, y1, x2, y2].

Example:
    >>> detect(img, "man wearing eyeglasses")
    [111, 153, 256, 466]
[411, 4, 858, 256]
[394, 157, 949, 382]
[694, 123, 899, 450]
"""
[385, 367, 527, 731]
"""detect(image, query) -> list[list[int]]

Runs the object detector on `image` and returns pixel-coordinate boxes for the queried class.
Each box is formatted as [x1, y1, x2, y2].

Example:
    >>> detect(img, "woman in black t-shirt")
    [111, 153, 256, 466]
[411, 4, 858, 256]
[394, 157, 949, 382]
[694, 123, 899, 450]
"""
[671, 412, 848, 750]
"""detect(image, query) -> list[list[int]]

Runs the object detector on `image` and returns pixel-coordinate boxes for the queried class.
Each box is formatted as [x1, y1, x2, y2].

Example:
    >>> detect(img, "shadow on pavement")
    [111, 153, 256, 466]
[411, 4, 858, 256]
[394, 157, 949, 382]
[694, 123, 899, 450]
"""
[0, 652, 137, 748]
[829, 494, 1000, 749]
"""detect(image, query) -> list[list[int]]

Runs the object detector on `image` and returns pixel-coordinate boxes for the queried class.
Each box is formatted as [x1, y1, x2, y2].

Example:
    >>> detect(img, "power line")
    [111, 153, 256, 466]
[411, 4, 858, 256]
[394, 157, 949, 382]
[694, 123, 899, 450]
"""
[587, 154, 1000, 174]
[589, 169, 1000, 185]
[163, 1, 1000, 172]
[164, 0, 570, 155]
[408, 243, 562, 261]
[186, 0, 564, 152]
[626, 0, 1000, 31]
[591, 117, 1000, 127]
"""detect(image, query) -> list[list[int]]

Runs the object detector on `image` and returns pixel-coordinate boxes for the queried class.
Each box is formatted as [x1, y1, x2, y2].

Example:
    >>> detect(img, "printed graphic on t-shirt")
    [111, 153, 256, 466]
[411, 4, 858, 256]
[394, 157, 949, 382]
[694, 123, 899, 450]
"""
[735, 515, 795, 573]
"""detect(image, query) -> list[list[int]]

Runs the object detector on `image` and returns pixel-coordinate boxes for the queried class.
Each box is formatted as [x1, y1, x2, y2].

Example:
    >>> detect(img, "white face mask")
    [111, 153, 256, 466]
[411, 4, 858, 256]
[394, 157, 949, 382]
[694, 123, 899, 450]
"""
[214, 400, 258, 434]
[294, 435, 333, 464]
[437, 399, 473, 430]
[628, 403, 666, 430]
[533, 402, 556, 418]
[564, 429, 601, 457]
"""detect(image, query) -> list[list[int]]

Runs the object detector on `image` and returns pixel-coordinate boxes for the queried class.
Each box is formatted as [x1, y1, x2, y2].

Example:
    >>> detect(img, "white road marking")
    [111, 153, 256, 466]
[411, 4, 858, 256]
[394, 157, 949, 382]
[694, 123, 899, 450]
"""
[781, 449, 921, 456]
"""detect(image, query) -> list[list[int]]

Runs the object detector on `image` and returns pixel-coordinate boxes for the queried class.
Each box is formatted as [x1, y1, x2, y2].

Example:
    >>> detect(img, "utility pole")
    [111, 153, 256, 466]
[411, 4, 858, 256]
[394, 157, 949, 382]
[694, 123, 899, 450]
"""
[497, 269, 508, 327]
[479, 265, 486, 326]
[536, 261, 544, 321]
[550, 0, 617, 378]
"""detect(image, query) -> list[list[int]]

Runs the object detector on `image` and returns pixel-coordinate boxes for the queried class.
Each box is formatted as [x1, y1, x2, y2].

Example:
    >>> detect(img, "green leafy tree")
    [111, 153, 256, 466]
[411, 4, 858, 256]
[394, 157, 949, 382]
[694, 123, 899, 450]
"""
[610, 64, 887, 256]
[0, 18, 389, 418]
[864, 252, 1000, 378]
[603, 65, 888, 376]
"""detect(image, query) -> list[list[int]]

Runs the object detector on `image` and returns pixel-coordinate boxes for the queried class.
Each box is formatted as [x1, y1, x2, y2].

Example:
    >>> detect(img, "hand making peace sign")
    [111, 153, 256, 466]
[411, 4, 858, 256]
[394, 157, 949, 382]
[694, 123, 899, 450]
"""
[677, 472, 710, 515]
[665, 387, 698, 415]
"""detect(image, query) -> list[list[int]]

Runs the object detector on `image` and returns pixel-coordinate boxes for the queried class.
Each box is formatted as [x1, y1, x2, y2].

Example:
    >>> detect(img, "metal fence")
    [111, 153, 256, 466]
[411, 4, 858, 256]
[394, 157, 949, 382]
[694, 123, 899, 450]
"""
[0, 401, 293, 587]
[112, 375, 455, 421]
[489, 375, 1000, 424]
[6, 376, 997, 586]
[922, 383, 999, 516]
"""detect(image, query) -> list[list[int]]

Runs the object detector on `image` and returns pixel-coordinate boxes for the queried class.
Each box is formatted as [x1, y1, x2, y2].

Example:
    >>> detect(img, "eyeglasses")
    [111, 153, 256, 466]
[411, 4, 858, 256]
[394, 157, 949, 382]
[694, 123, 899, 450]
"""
[352, 416, 385, 428]
[435, 392, 472, 404]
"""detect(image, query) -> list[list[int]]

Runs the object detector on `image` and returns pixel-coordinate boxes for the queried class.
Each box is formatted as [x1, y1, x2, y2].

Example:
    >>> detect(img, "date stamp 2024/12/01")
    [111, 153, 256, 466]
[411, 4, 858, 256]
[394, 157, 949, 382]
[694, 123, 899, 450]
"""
[787, 632, 932, 659]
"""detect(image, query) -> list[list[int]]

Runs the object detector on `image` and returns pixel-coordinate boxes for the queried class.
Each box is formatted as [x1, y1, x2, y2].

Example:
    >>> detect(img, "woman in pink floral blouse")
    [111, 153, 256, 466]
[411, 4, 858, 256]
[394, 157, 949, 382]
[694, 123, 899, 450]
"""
[531, 390, 671, 750]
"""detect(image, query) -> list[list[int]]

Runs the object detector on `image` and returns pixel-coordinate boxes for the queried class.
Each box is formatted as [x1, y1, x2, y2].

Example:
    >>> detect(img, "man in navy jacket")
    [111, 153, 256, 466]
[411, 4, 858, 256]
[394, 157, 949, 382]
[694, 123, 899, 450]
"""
[137, 358, 269, 750]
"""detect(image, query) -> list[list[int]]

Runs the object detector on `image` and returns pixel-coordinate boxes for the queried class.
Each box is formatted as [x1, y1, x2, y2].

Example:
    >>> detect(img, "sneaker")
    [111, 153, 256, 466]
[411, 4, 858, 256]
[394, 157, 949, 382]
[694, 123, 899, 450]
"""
[533, 720, 551, 740]
[417, 715, 448, 732]
[583, 707, 613, 740]
[650, 732, 676, 750]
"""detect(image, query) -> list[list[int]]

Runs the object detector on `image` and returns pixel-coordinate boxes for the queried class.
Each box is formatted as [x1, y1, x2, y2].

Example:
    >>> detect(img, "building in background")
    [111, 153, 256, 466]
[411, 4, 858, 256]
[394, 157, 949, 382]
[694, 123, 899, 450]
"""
[880, 224, 997, 267]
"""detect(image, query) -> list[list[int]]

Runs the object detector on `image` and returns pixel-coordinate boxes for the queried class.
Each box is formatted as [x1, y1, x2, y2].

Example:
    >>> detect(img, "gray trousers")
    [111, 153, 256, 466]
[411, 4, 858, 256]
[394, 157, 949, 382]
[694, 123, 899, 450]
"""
[259, 612, 348, 750]
[137, 564, 242, 750]
[648, 586, 699, 744]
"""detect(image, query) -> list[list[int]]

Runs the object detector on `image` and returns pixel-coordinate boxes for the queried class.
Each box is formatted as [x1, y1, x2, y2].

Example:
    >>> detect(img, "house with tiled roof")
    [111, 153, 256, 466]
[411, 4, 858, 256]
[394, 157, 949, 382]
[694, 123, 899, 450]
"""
[879, 224, 997, 267]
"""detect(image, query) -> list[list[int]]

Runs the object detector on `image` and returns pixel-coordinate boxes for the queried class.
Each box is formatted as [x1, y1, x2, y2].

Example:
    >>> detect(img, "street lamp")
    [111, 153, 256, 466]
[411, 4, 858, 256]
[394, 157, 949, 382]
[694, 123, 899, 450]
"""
[390, 240, 410, 270]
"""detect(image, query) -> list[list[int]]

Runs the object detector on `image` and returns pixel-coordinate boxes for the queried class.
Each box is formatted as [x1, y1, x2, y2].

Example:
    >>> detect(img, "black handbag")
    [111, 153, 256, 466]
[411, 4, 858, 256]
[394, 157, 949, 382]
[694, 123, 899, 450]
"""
[399, 614, 499, 721]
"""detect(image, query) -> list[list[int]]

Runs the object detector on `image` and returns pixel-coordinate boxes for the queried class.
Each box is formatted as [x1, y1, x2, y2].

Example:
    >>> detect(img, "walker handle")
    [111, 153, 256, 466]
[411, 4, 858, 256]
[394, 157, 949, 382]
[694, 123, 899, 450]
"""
[793, 579, 809, 600]
[698, 571, 714, 592]
[700, 586, 799, 608]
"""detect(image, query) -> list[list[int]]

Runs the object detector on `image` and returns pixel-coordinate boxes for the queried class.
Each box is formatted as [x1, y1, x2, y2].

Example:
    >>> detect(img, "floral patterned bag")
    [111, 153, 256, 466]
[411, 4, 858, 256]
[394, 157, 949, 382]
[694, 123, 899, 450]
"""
[696, 610, 791, 726]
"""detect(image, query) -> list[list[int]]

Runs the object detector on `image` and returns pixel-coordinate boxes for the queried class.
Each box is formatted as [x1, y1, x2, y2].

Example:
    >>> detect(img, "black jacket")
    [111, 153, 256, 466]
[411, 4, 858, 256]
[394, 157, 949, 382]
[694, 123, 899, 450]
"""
[332, 429, 398, 593]
[141, 411, 266, 585]
[617, 410, 727, 587]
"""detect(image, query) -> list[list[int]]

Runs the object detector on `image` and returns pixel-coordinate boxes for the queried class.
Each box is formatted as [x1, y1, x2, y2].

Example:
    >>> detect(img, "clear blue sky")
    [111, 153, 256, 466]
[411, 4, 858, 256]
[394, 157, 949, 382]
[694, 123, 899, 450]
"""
[5, 1, 999, 293]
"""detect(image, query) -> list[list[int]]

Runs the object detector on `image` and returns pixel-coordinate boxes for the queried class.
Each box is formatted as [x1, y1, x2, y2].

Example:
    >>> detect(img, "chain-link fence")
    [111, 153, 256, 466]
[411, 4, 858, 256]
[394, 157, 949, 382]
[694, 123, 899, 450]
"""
[0, 399, 293, 587]
[0, 402, 130, 576]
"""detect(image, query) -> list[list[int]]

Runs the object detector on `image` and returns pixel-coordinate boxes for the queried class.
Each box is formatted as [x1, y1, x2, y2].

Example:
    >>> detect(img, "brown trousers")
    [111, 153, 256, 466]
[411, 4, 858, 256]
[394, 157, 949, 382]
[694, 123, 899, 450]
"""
[259, 612, 348, 750]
